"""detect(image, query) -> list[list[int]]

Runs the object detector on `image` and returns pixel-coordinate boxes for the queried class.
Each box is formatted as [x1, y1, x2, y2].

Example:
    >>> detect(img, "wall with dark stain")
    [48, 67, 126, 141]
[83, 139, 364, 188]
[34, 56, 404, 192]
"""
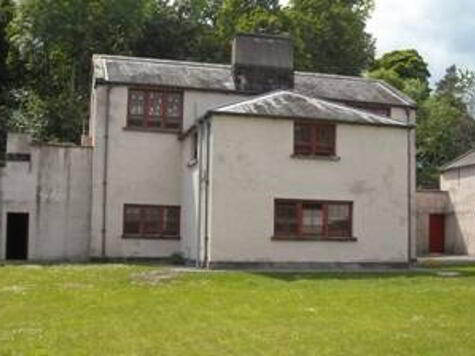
[0, 134, 92, 261]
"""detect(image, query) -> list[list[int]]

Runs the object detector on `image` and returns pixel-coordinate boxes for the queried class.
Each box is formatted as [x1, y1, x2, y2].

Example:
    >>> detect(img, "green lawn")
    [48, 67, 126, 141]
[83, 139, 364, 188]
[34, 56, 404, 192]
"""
[1, 264, 475, 356]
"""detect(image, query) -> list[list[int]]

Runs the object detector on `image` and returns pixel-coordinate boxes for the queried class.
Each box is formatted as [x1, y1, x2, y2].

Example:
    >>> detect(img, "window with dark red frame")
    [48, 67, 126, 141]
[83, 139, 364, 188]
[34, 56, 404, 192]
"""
[127, 89, 183, 130]
[294, 122, 336, 156]
[123, 204, 180, 238]
[274, 199, 352, 239]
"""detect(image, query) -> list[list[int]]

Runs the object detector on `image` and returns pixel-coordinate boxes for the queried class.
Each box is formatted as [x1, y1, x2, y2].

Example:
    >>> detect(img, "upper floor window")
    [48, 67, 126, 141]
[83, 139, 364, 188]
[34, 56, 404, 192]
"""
[127, 89, 183, 131]
[274, 199, 353, 240]
[123, 204, 180, 239]
[294, 122, 336, 156]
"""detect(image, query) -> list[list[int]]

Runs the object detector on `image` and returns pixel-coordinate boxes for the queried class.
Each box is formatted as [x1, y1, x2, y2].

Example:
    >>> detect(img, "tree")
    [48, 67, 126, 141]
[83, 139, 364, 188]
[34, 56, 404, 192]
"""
[416, 96, 468, 186]
[5, 0, 378, 142]
[368, 49, 431, 102]
[416, 65, 475, 187]
[7, 0, 153, 141]
[286, 0, 375, 74]
[0, 0, 14, 87]
[370, 49, 430, 83]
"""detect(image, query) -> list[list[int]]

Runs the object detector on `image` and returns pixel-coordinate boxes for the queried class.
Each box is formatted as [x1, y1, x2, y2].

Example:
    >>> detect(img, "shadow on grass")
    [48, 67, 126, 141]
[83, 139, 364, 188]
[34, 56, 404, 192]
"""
[2, 261, 475, 282]
[249, 266, 475, 282]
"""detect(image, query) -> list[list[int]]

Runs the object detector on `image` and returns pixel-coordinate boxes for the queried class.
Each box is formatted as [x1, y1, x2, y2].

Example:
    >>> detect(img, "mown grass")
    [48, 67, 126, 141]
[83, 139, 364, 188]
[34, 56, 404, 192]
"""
[1, 264, 475, 355]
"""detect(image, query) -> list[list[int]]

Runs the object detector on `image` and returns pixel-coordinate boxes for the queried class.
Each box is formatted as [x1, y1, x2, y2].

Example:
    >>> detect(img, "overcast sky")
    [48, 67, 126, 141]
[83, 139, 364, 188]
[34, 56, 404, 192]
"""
[367, 0, 475, 84]
[280, 0, 474, 84]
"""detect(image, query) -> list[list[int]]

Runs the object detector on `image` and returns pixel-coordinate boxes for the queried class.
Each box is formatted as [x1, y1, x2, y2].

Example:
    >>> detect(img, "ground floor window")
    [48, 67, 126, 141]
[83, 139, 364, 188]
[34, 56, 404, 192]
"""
[123, 204, 180, 239]
[274, 199, 352, 240]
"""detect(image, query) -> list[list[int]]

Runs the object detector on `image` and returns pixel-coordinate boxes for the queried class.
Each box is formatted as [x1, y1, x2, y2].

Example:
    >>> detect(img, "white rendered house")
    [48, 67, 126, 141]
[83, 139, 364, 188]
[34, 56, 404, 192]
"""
[0, 34, 417, 266]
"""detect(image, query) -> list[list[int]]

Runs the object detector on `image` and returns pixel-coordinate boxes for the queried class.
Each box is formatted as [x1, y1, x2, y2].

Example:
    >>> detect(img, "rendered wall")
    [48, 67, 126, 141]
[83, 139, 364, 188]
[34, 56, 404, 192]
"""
[0, 134, 92, 260]
[90, 86, 246, 258]
[441, 167, 475, 255]
[415, 190, 449, 255]
[208, 116, 411, 264]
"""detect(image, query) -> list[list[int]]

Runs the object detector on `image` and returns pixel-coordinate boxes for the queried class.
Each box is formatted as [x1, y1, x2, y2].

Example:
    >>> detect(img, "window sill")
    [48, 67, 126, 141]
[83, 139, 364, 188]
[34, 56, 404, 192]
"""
[122, 234, 180, 240]
[272, 235, 357, 242]
[291, 154, 341, 161]
[187, 158, 198, 167]
[123, 126, 181, 134]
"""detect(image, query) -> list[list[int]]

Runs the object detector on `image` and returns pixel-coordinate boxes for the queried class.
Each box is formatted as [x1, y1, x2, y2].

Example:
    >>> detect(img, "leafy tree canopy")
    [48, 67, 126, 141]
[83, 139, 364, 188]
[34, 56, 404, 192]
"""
[4, 0, 376, 142]
[370, 49, 430, 84]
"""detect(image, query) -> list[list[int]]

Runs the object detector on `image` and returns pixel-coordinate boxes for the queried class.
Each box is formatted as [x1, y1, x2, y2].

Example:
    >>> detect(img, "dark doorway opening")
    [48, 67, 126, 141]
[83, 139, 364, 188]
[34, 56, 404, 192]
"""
[6, 213, 29, 260]
[429, 214, 445, 254]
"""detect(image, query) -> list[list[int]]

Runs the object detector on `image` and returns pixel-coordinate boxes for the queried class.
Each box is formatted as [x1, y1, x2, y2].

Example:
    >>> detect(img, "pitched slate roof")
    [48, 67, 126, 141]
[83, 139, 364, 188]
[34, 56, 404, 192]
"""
[440, 149, 475, 171]
[210, 91, 409, 127]
[93, 55, 416, 108]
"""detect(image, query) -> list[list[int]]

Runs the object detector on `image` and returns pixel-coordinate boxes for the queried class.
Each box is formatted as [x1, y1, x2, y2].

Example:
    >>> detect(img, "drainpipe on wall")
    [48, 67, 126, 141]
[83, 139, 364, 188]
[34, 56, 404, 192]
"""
[406, 109, 413, 263]
[203, 119, 211, 268]
[101, 86, 111, 259]
[196, 121, 204, 268]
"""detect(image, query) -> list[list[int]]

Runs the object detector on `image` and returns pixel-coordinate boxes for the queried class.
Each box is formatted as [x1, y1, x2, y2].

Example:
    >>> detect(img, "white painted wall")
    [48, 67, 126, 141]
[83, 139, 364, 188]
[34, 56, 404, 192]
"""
[208, 116, 411, 263]
[441, 167, 475, 255]
[0, 134, 92, 261]
[415, 191, 449, 255]
[90, 86, 181, 258]
[90, 86, 248, 259]
[183, 91, 247, 130]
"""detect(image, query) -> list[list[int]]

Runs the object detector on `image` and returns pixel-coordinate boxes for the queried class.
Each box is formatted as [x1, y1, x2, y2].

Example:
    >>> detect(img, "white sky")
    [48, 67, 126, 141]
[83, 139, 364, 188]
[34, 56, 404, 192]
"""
[280, 0, 475, 84]
[367, 0, 475, 84]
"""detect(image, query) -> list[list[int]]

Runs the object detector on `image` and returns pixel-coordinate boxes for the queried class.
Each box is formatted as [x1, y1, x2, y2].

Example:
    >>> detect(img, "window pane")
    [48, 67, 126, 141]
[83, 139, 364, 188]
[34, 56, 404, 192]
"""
[142, 206, 161, 234]
[294, 123, 313, 155]
[166, 93, 182, 118]
[315, 126, 334, 155]
[124, 206, 141, 234]
[129, 91, 145, 116]
[148, 92, 163, 118]
[328, 204, 351, 237]
[275, 202, 298, 234]
[302, 203, 323, 235]
[163, 207, 180, 236]
[295, 124, 311, 144]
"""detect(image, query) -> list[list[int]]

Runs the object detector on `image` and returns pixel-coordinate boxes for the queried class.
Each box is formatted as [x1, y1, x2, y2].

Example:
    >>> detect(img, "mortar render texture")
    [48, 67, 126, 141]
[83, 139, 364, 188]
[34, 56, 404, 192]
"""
[415, 191, 449, 255]
[441, 167, 475, 255]
[208, 116, 410, 263]
[89, 85, 247, 258]
[0, 134, 92, 260]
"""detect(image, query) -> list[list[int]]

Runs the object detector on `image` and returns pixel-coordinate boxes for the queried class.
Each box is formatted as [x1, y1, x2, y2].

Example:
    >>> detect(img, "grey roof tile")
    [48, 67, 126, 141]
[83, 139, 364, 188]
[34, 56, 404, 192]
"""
[210, 91, 409, 127]
[93, 55, 416, 108]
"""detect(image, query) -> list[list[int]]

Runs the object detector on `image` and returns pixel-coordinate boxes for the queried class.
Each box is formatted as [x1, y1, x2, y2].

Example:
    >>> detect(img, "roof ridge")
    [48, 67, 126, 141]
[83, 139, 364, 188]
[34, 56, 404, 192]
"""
[299, 92, 406, 125]
[294, 71, 379, 83]
[440, 148, 475, 171]
[376, 80, 416, 107]
[213, 90, 293, 111]
[94, 54, 231, 70]
[95, 55, 382, 83]
[213, 90, 407, 127]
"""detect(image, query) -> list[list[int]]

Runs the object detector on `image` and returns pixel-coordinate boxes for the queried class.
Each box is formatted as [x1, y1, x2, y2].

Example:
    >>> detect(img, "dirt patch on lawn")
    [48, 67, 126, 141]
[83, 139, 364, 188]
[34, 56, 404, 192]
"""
[130, 269, 181, 285]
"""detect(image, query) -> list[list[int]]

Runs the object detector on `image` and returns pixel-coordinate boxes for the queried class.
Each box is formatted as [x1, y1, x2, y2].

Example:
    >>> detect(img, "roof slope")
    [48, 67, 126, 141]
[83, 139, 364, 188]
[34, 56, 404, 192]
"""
[210, 91, 409, 127]
[93, 55, 416, 108]
[441, 149, 475, 171]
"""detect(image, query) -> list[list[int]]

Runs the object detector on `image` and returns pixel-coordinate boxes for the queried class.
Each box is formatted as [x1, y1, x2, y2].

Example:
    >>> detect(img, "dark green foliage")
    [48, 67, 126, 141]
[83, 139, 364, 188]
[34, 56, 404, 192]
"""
[418, 65, 475, 187]
[4, 0, 376, 142]
[370, 51, 475, 188]
[287, 0, 375, 75]
[371, 49, 430, 83]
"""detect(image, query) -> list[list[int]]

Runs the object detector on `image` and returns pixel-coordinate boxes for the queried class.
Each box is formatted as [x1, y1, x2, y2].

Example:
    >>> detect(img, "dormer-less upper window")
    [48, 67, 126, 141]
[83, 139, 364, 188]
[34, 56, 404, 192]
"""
[294, 122, 336, 156]
[127, 89, 183, 131]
